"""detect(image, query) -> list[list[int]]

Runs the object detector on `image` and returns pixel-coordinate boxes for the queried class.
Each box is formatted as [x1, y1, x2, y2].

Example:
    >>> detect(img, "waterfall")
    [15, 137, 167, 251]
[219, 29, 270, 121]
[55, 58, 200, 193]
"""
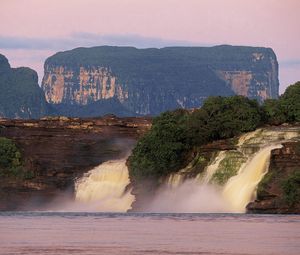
[199, 151, 226, 184]
[70, 127, 299, 213]
[158, 127, 299, 213]
[166, 151, 227, 188]
[149, 146, 281, 213]
[222, 144, 282, 212]
[74, 159, 134, 212]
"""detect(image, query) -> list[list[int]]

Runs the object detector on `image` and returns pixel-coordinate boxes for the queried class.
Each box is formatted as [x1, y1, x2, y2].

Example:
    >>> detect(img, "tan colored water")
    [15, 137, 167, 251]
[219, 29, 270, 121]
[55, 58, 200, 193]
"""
[0, 212, 299, 255]
[166, 172, 183, 188]
[75, 160, 134, 212]
[222, 144, 282, 212]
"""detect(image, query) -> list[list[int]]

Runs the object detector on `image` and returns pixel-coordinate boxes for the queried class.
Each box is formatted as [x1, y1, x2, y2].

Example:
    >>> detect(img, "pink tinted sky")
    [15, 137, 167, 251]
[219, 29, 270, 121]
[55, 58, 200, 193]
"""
[0, 0, 299, 93]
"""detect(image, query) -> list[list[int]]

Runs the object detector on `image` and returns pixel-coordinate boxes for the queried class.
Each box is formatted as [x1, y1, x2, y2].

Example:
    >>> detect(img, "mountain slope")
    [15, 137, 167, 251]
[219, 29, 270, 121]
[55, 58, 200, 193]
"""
[0, 54, 49, 119]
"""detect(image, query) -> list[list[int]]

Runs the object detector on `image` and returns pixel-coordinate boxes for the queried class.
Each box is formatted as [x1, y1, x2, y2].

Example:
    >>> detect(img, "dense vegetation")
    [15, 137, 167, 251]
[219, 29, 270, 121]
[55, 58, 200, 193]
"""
[129, 109, 191, 178]
[282, 170, 300, 207]
[0, 137, 34, 179]
[129, 81, 300, 180]
[129, 95, 263, 179]
[263, 81, 300, 124]
[0, 137, 23, 177]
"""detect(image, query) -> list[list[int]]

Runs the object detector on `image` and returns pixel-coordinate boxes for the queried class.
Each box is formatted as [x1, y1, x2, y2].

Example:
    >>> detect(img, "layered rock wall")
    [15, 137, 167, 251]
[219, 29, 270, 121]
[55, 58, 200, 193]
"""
[42, 46, 279, 116]
[43, 66, 128, 105]
[247, 142, 300, 213]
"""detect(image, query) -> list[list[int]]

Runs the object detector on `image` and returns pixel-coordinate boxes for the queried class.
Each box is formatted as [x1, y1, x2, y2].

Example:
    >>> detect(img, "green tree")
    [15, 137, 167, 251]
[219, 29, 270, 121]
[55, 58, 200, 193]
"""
[200, 96, 262, 140]
[263, 81, 300, 124]
[282, 170, 300, 207]
[129, 109, 190, 179]
[186, 109, 210, 146]
[0, 137, 23, 177]
[129, 95, 263, 180]
[263, 99, 286, 125]
[280, 81, 300, 122]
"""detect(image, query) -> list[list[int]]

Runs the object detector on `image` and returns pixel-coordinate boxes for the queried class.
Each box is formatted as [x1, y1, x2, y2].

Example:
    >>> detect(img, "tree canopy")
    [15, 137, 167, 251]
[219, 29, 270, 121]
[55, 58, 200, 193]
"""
[129, 81, 300, 180]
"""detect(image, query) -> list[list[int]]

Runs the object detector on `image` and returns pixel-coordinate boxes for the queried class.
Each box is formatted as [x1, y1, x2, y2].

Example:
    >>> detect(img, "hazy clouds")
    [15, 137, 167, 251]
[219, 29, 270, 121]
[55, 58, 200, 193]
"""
[0, 33, 198, 50]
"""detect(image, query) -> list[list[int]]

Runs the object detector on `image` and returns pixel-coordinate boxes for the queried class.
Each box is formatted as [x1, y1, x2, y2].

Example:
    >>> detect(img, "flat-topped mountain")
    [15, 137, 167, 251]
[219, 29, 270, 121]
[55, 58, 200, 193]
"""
[42, 45, 279, 116]
[0, 45, 280, 119]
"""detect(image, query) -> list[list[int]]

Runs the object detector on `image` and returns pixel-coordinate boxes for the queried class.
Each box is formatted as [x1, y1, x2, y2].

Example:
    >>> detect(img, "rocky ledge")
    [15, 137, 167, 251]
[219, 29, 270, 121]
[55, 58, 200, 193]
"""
[0, 116, 151, 210]
[247, 142, 300, 213]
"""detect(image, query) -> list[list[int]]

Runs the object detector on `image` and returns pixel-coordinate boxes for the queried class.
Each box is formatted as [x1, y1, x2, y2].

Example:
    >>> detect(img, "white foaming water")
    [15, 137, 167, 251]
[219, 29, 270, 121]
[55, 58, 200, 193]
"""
[74, 159, 134, 212]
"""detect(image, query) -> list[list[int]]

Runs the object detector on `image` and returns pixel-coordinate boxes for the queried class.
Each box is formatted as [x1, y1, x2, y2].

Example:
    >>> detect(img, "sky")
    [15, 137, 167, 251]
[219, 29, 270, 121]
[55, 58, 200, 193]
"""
[0, 0, 299, 94]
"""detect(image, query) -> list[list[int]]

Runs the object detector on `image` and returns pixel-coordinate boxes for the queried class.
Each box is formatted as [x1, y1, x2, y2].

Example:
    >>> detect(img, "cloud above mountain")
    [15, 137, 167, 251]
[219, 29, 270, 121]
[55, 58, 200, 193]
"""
[0, 33, 200, 50]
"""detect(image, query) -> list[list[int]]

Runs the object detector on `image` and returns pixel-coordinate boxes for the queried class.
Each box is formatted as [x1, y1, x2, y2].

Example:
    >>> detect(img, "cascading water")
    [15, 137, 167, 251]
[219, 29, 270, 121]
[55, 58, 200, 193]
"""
[198, 151, 226, 184]
[151, 127, 299, 213]
[71, 127, 299, 213]
[74, 159, 134, 212]
[166, 150, 226, 188]
[222, 144, 282, 212]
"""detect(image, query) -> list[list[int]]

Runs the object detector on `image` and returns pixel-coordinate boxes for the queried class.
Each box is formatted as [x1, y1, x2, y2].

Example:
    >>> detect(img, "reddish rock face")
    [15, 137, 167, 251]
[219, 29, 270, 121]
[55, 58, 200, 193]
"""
[247, 142, 300, 214]
[42, 66, 128, 105]
[0, 116, 151, 210]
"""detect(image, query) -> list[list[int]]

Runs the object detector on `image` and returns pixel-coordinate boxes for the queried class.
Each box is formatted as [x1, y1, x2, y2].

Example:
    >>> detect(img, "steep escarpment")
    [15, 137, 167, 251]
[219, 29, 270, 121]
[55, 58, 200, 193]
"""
[42, 45, 279, 116]
[247, 142, 300, 213]
[0, 54, 49, 119]
[0, 116, 151, 210]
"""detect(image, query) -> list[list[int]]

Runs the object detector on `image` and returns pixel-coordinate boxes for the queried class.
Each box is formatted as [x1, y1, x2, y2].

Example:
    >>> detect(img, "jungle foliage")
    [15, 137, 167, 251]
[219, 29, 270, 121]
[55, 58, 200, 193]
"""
[129, 82, 300, 180]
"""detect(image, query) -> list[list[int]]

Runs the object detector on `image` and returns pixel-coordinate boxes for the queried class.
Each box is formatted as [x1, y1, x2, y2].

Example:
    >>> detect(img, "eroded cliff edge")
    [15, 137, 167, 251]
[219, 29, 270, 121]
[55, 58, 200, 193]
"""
[247, 142, 300, 213]
[0, 116, 151, 210]
[42, 45, 279, 116]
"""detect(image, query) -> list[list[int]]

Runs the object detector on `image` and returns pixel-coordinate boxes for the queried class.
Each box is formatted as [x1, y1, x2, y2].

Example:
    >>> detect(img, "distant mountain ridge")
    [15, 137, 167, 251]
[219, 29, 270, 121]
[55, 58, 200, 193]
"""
[0, 45, 279, 119]
[0, 54, 49, 119]
[42, 45, 279, 116]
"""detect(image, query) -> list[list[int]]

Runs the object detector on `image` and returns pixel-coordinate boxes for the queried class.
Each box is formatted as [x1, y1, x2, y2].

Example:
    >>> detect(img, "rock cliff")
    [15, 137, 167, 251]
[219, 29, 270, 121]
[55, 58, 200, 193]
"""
[0, 54, 49, 119]
[247, 142, 300, 213]
[0, 116, 151, 210]
[42, 45, 279, 116]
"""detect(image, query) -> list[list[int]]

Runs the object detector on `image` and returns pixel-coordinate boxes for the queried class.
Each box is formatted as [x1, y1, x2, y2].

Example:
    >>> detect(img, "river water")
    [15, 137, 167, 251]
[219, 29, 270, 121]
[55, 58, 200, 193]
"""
[0, 212, 299, 255]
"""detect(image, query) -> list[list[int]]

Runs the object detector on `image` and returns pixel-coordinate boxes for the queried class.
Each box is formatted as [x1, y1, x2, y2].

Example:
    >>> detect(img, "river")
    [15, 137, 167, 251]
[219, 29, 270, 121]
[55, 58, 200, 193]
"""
[0, 212, 299, 255]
